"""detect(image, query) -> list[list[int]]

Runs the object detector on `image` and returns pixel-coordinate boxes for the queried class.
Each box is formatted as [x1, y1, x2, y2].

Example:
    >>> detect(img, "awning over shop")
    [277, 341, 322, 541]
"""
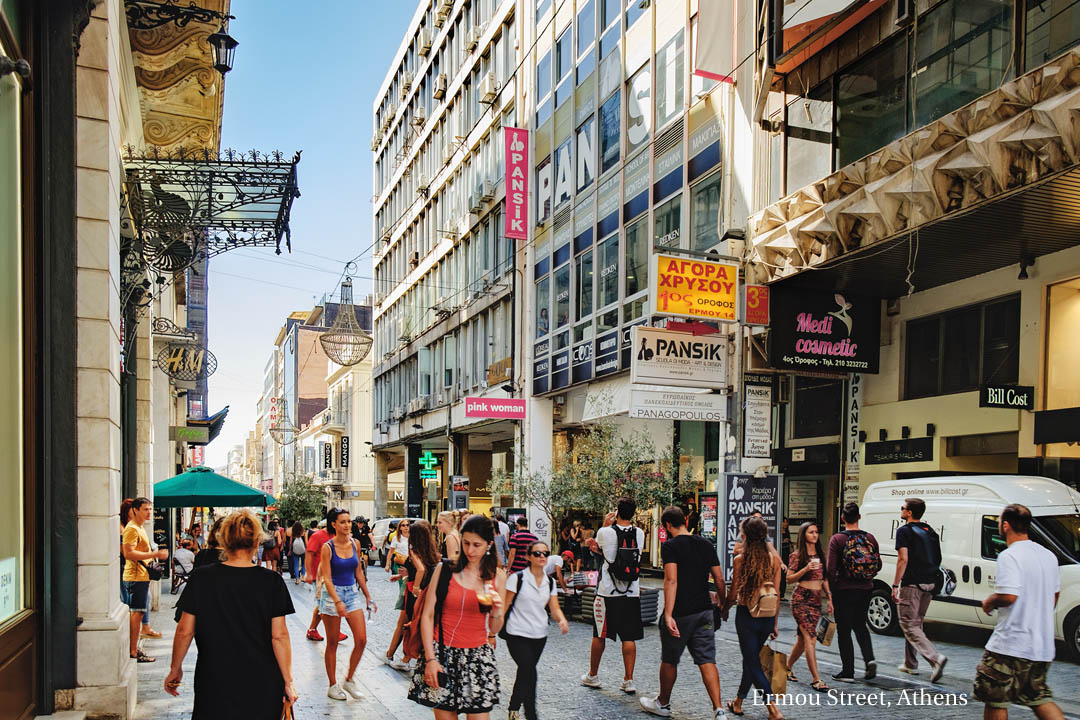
[185, 405, 229, 446]
[154, 466, 272, 508]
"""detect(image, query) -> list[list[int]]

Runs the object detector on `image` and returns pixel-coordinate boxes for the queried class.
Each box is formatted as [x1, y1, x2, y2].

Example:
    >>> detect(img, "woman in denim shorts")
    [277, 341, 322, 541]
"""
[319, 508, 377, 701]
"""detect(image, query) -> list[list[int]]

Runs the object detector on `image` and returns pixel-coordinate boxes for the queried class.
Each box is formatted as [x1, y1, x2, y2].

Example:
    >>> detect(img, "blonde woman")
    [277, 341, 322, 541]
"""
[165, 510, 297, 718]
[436, 511, 461, 562]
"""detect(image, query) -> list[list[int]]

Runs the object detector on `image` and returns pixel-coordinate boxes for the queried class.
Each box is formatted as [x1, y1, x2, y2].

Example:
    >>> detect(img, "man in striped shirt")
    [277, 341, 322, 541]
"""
[507, 516, 539, 572]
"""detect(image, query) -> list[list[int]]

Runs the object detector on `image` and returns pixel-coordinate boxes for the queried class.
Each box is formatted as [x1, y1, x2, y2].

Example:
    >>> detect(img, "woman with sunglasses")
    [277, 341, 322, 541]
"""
[501, 541, 570, 720]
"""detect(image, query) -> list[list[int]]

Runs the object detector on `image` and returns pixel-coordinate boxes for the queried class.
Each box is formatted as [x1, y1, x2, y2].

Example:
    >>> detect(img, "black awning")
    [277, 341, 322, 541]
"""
[186, 405, 230, 446]
[1034, 407, 1080, 445]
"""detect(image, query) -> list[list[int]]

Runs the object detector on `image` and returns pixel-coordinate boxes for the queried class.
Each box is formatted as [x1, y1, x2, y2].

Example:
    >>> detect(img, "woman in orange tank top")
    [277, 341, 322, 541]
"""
[409, 514, 507, 718]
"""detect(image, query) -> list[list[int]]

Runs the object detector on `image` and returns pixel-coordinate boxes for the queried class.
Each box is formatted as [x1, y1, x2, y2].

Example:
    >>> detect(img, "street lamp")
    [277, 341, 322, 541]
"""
[207, 24, 238, 75]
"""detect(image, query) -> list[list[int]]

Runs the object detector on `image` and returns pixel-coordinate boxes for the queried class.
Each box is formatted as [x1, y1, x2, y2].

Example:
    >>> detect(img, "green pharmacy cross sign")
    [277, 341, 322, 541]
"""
[419, 451, 439, 480]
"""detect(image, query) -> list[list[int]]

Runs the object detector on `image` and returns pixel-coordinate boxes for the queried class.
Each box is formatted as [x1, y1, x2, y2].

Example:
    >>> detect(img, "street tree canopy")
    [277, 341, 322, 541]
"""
[275, 474, 326, 525]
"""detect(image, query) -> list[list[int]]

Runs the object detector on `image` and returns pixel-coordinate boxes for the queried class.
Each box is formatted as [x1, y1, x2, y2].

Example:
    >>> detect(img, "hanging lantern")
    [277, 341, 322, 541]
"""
[269, 397, 298, 446]
[320, 278, 373, 366]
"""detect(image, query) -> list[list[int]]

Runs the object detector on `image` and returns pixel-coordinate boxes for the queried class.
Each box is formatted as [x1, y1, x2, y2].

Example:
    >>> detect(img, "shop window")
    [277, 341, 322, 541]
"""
[655, 31, 684, 130]
[600, 23, 620, 59]
[555, 263, 571, 329]
[625, 0, 645, 28]
[791, 377, 843, 439]
[626, 65, 651, 155]
[556, 29, 573, 108]
[599, 307, 619, 331]
[690, 171, 722, 251]
[654, 193, 681, 248]
[1047, 279, 1080, 413]
[786, 85, 833, 192]
[914, 0, 1012, 127]
[578, 0, 597, 79]
[625, 216, 648, 297]
[600, 90, 621, 174]
[576, 250, 594, 320]
[536, 276, 551, 337]
[904, 295, 1020, 399]
[598, 233, 619, 308]
[602, 0, 620, 29]
[624, 296, 647, 323]
[1025, 0, 1080, 71]
[836, 35, 907, 167]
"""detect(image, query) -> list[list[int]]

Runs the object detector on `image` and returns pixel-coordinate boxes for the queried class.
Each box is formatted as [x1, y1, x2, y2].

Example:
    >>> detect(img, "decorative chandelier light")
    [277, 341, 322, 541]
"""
[268, 397, 298, 446]
[319, 276, 373, 366]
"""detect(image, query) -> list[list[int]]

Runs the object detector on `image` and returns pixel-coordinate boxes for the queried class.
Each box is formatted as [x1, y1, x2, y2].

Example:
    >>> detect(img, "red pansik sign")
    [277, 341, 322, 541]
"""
[464, 397, 526, 420]
[504, 127, 529, 240]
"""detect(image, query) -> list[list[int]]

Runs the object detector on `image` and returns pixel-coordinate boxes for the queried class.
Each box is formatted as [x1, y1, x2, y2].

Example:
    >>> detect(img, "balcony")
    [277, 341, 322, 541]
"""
[320, 407, 348, 433]
[325, 468, 346, 486]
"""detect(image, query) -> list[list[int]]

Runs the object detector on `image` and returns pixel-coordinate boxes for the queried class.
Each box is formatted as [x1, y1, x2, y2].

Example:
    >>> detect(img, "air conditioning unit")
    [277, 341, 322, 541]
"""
[380, 116, 391, 134]
[436, 0, 453, 20]
[418, 28, 432, 56]
[480, 72, 499, 103]
[409, 251, 420, 268]
[480, 180, 495, 202]
[417, 173, 430, 193]
[442, 142, 454, 165]
[465, 25, 481, 52]
[468, 190, 482, 213]
[412, 106, 426, 126]
[433, 73, 448, 99]
[380, 227, 392, 242]
[401, 71, 412, 92]
[370, 134, 381, 151]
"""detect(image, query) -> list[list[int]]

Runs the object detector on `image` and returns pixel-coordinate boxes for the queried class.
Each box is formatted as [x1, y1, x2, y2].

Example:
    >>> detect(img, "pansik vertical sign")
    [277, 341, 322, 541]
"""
[504, 127, 529, 241]
[722, 473, 782, 582]
[743, 373, 773, 459]
[843, 374, 861, 503]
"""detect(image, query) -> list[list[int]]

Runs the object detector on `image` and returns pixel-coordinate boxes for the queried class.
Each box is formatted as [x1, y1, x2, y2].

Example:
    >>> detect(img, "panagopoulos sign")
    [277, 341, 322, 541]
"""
[629, 388, 727, 421]
[464, 397, 526, 420]
[504, 127, 529, 240]
[629, 326, 726, 389]
[651, 254, 739, 322]
[769, 287, 881, 373]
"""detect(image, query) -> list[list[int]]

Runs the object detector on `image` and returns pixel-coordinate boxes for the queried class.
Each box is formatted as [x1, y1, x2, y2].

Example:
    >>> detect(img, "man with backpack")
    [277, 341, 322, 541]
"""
[826, 502, 880, 683]
[582, 496, 645, 694]
[892, 497, 948, 682]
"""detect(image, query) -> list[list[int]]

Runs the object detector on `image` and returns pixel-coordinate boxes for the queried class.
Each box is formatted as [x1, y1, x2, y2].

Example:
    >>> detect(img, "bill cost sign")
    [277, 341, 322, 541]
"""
[651, 254, 739, 322]
[504, 128, 529, 240]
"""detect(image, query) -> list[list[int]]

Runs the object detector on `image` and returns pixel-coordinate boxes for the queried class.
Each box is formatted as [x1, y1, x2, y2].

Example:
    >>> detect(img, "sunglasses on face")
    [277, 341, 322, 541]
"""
[529, 550, 550, 558]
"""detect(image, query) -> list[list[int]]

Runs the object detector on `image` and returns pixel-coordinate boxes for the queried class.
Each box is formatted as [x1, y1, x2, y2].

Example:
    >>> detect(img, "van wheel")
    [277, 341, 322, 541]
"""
[868, 587, 900, 635]
[1065, 608, 1080, 661]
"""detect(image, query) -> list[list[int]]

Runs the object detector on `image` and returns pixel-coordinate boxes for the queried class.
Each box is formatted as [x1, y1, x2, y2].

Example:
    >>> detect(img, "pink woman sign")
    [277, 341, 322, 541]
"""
[464, 397, 526, 420]
[504, 127, 529, 240]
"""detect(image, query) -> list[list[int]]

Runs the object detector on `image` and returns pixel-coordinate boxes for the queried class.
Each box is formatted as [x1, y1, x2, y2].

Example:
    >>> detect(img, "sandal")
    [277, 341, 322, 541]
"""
[811, 679, 829, 691]
[140, 628, 162, 639]
[726, 700, 744, 717]
[786, 669, 799, 682]
[132, 650, 156, 663]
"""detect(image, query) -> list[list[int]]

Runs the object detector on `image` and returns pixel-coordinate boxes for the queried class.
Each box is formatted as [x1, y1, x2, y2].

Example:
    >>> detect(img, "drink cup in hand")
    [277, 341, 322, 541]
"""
[475, 581, 496, 613]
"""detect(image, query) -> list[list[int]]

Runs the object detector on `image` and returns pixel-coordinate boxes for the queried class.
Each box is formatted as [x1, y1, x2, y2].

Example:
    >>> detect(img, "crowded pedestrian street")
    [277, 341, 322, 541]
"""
[129, 566, 1080, 720]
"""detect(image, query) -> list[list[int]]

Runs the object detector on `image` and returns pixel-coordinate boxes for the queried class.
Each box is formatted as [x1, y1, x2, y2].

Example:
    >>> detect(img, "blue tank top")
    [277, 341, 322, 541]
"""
[328, 539, 359, 586]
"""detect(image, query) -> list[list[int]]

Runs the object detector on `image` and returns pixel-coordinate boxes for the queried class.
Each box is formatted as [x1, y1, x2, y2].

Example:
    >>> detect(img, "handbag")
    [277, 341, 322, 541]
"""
[759, 641, 788, 695]
[139, 560, 163, 581]
[815, 614, 836, 646]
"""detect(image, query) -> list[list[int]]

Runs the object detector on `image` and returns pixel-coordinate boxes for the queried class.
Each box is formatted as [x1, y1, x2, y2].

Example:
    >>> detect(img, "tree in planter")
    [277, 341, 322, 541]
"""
[274, 473, 326, 526]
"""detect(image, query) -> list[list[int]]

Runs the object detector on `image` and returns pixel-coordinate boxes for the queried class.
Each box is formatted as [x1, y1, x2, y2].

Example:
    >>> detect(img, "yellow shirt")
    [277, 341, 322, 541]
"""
[122, 521, 151, 582]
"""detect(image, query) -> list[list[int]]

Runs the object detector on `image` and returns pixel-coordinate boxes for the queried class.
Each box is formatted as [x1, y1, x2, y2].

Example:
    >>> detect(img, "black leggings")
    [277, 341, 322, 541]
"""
[505, 634, 548, 720]
[735, 605, 774, 700]
[833, 588, 875, 675]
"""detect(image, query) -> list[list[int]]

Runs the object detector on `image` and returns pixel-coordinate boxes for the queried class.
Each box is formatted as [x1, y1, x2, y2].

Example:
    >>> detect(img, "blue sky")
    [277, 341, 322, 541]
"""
[205, 1, 416, 466]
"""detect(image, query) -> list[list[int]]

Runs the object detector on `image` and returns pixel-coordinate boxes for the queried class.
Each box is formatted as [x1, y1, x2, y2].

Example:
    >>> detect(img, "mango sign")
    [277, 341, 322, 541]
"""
[651, 254, 739, 322]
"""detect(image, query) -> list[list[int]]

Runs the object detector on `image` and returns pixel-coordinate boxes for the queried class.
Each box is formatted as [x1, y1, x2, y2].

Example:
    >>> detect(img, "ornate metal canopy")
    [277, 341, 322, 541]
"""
[269, 397, 298, 446]
[125, 0, 232, 31]
[123, 146, 301, 264]
[319, 277, 373, 366]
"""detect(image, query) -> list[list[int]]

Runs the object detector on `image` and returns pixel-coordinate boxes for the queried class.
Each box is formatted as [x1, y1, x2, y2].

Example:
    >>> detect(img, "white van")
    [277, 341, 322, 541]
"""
[859, 475, 1080, 658]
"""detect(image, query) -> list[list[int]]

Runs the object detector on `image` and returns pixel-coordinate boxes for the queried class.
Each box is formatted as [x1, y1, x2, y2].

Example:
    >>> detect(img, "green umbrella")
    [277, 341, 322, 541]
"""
[154, 466, 272, 509]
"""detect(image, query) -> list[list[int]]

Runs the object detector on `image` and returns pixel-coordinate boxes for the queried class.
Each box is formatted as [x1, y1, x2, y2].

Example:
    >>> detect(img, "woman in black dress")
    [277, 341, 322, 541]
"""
[164, 510, 297, 718]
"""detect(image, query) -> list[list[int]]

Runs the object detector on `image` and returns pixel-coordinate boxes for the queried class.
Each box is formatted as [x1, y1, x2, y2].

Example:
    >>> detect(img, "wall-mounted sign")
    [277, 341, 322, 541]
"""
[1034, 406, 1080, 444]
[769, 287, 881, 373]
[450, 475, 470, 509]
[419, 450, 439, 480]
[865, 437, 933, 465]
[745, 285, 770, 326]
[504, 127, 529, 240]
[651, 254, 739, 323]
[464, 397, 526, 420]
[340, 436, 350, 468]
[157, 342, 218, 381]
[322, 441, 332, 469]
[722, 473, 783, 581]
[594, 330, 619, 377]
[980, 384, 1034, 410]
[629, 388, 727, 421]
[629, 326, 727, 389]
[189, 445, 204, 466]
[844, 374, 862, 504]
[572, 341, 593, 384]
[551, 349, 571, 390]
[699, 493, 718, 545]
[791, 447, 805, 462]
[487, 357, 513, 385]
[743, 373, 773, 459]
[787, 479, 819, 519]
[170, 425, 210, 444]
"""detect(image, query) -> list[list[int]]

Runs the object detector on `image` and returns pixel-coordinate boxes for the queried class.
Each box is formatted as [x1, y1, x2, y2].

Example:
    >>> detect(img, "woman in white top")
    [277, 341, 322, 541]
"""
[501, 541, 570, 720]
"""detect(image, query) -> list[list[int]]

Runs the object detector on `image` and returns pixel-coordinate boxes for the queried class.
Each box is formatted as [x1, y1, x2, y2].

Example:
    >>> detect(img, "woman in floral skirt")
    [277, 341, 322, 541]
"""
[409, 514, 506, 718]
[785, 521, 833, 691]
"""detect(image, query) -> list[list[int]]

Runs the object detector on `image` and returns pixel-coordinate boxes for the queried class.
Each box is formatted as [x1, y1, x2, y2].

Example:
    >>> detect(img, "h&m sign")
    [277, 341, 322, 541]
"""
[980, 385, 1034, 410]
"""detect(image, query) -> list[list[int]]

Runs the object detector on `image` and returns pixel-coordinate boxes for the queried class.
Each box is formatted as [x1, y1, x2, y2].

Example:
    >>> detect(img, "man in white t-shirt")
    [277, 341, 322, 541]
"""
[974, 503, 1064, 720]
[544, 550, 569, 593]
[581, 497, 645, 694]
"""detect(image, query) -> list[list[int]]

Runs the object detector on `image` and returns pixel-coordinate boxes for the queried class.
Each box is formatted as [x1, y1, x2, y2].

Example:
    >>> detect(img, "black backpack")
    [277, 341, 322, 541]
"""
[607, 524, 641, 591]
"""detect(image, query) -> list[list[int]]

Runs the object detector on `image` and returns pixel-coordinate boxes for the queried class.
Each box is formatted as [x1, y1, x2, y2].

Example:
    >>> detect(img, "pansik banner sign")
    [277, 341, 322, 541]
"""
[651, 254, 739, 323]
[629, 326, 726, 389]
[464, 397, 526, 420]
[742, 373, 773, 459]
[629, 388, 727, 421]
[504, 127, 529, 241]
[721, 473, 783, 582]
[769, 287, 881, 373]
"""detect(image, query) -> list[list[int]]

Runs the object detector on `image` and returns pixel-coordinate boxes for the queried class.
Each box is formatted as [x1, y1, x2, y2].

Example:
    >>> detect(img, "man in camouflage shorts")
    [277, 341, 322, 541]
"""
[974, 504, 1064, 719]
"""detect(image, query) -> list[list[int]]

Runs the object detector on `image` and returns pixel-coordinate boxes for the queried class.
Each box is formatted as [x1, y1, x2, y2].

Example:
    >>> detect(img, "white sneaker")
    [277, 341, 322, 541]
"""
[390, 658, 411, 671]
[639, 696, 671, 717]
[382, 654, 394, 666]
[581, 673, 601, 688]
[327, 683, 347, 701]
[897, 664, 919, 675]
[342, 678, 364, 699]
[715, 708, 727, 720]
[621, 678, 637, 694]
[508, 711, 522, 720]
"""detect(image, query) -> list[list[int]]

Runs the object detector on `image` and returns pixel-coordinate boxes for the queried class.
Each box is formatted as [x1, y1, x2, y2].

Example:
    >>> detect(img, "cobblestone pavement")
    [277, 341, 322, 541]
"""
[133, 567, 1080, 720]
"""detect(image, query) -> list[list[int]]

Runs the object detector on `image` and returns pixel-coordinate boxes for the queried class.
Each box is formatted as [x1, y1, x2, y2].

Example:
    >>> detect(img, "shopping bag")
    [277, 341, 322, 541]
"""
[759, 642, 788, 695]
[280, 699, 294, 720]
[816, 614, 836, 646]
